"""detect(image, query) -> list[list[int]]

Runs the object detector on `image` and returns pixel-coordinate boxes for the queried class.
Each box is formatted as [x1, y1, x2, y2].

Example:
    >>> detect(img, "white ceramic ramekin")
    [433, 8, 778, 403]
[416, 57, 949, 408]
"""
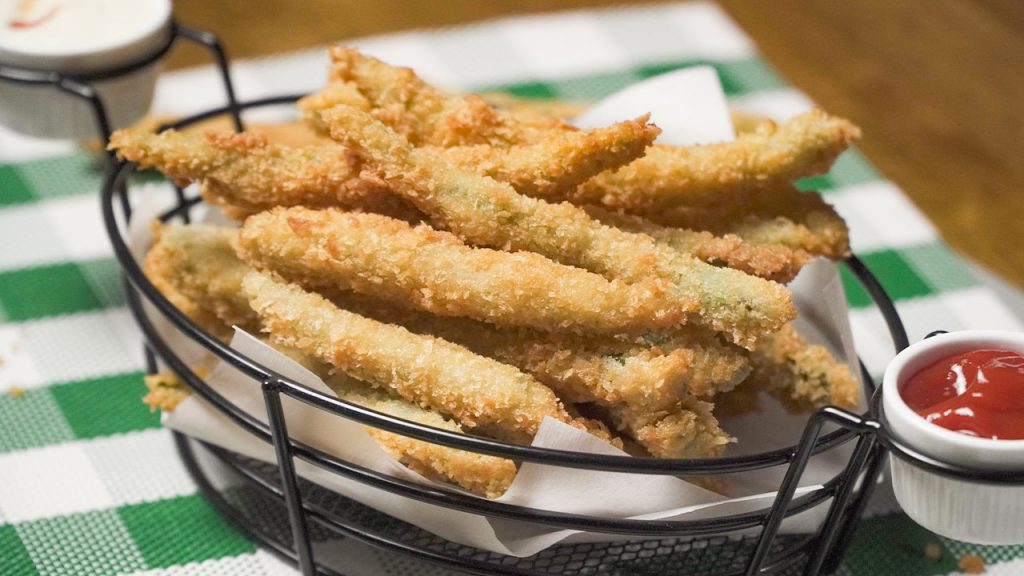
[883, 330, 1024, 544]
[0, 0, 172, 139]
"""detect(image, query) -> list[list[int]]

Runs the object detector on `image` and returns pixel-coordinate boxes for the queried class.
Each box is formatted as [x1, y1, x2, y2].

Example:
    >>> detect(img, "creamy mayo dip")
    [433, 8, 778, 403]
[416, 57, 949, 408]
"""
[0, 0, 171, 71]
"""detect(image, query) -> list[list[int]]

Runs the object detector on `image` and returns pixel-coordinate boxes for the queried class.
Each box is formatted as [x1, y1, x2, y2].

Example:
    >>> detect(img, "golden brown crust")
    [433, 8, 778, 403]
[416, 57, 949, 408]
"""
[143, 221, 243, 339]
[647, 186, 851, 260]
[145, 344, 518, 498]
[143, 222, 258, 333]
[315, 366, 517, 498]
[242, 270, 583, 444]
[583, 206, 813, 283]
[437, 115, 659, 199]
[626, 403, 733, 458]
[326, 290, 749, 409]
[582, 397, 733, 458]
[479, 93, 590, 123]
[322, 105, 795, 349]
[747, 323, 860, 410]
[128, 47, 865, 476]
[571, 110, 860, 214]
[142, 371, 193, 412]
[108, 128, 419, 221]
[310, 47, 574, 147]
[237, 207, 689, 335]
[303, 51, 853, 268]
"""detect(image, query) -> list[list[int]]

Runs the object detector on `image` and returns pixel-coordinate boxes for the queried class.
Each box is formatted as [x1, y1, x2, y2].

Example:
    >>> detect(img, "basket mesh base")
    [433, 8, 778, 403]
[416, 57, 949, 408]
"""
[182, 437, 814, 576]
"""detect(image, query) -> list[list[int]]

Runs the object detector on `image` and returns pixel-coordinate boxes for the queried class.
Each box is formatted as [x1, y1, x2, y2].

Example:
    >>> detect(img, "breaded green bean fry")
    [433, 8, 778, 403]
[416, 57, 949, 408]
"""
[243, 270, 587, 444]
[143, 222, 258, 333]
[145, 346, 517, 497]
[303, 49, 852, 262]
[306, 47, 571, 146]
[438, 116, 659, 198]
[648, 186, 851, 260]
[570, 110, 861, 214]
[276, 346, 517, 498]
[322, 106, 795, 348]
[327, 290, 750, 408]
[238, 207, 688, 335]
[347, 383, 517, 497]
[109, 128, 417, 221]
[324, 291, 735, 457]
[748, 323, 859, 410]
[583, 206, 812, 283]
[616, 400, 733, 459]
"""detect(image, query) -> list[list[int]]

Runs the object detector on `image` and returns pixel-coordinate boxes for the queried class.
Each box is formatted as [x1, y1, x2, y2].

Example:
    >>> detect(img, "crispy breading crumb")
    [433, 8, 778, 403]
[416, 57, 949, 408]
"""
[923, 541, 942, 561]
[143, 372, 191, 412]
[958, 554, 985, 574]
[7, 385, 24, 399]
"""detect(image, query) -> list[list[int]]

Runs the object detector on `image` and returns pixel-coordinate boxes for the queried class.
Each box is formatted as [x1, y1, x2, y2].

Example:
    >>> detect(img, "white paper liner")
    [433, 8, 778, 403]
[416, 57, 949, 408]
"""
[574, 66, 735, 146]
[128, 68, 864, 556]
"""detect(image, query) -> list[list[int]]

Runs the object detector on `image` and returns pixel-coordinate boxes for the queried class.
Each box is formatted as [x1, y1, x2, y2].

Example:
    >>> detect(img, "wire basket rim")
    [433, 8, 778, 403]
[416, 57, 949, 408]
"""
[177, 434, 824, 576]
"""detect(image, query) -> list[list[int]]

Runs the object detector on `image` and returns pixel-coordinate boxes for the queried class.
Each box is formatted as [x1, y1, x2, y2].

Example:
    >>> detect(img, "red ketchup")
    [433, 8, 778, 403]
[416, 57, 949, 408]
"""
[8, 6, 60, 30]
[899, 349, 1024, 440]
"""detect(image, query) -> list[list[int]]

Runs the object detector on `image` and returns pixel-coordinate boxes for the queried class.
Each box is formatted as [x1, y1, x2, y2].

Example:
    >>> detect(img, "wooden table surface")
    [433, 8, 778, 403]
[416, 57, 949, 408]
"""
[169, 0, 1024, 289]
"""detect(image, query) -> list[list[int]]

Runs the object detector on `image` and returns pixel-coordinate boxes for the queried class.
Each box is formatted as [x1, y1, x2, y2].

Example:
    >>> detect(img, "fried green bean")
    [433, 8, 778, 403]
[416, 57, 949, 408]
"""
[612, 399, 732, 458]
[322, 105, 795, 348]
[143, 222, 258, 334]
[303, 47, 572, 146]
[109, 128, 418, 221]
[275, 346, 518, 498]
[747, 323, 859, 410]
[327, 290, 750, 408]
[438, 115, 658, 198]
[243, 270, 596, 444]
[646, 186, 851, 260]
[570, 110, 860, 215]
[237, 207, 689, 335]
[582, 206, 812, 283]
[324, 290, 740, 457]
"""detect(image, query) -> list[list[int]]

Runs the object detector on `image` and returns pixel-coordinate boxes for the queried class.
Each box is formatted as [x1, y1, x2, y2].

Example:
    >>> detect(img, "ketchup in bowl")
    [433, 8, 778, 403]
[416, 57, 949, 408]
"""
[899, 349, 1024, 440]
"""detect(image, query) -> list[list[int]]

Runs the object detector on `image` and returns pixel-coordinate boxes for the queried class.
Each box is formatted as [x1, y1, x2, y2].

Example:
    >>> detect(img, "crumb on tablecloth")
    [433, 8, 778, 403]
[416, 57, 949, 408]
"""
[958, 554, 985, 574]
[143, 372, 191, 412]
[923, 541, 942, 561]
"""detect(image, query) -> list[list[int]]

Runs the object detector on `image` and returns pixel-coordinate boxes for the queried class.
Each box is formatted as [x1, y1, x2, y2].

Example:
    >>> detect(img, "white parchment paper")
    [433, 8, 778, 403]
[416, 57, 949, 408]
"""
[130, 69, 863, 556]
[574, 65, 735, 145]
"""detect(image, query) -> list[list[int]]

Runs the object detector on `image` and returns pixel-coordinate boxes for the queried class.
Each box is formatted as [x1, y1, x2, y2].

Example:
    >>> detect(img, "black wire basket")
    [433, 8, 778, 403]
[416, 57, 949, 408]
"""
[101, 85, 913, 576]
[8, 22, 963, 576]
[98, 114, 908, 574]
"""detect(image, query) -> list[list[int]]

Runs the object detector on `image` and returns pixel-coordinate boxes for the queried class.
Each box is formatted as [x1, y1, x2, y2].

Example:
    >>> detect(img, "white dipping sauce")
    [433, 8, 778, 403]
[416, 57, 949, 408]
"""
[0, 0, 171, 71]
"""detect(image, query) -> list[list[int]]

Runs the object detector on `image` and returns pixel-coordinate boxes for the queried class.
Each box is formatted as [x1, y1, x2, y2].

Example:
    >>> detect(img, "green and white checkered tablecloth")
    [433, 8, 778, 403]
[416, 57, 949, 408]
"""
[1, 2, 1022, 574]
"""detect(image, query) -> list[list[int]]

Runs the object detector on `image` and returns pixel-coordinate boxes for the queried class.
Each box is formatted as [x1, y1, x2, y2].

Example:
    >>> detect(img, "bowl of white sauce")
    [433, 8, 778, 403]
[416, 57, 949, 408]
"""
[0, 0, 172, 139]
